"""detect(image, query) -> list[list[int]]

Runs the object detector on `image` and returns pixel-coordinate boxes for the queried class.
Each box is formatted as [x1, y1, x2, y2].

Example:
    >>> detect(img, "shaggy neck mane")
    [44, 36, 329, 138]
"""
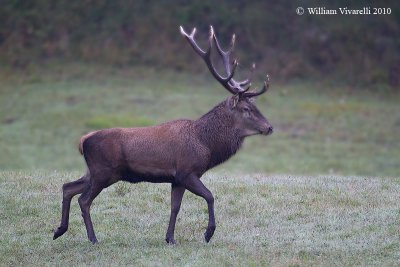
[194, 100, 244, 169]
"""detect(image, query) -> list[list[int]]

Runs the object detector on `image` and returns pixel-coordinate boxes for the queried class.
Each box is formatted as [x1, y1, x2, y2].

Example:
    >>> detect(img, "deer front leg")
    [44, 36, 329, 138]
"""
[180, 174, 216, 243]
[165, 184, 185, 245]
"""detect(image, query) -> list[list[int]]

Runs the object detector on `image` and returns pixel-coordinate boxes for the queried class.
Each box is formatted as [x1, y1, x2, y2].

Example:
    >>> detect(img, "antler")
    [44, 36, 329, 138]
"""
[180, 25, 269, 98]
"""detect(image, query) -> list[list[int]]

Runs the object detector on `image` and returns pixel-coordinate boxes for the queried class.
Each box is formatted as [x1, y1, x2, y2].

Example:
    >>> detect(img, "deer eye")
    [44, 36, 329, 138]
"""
[242, 107, 251, 117]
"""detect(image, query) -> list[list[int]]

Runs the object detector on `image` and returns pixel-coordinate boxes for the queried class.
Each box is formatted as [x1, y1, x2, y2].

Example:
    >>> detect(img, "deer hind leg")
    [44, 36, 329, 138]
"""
[78, 175, 109, 244]
[53, 172, 90, 240]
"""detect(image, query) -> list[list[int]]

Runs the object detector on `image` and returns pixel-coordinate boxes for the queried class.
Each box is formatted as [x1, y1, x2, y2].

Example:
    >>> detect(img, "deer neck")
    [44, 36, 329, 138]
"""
[195, 102, 244, 168]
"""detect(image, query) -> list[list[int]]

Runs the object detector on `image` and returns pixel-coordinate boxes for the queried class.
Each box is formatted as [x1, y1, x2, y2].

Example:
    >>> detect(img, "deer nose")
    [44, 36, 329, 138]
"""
[267, 126, 273, 134]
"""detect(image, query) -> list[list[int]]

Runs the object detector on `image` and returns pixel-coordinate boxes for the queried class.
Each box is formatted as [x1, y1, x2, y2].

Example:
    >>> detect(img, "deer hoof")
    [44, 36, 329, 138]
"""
[165, 237, 176, 245]
[204, 226, 216, 243]
[53, 226, 67, 240]
[204, 232, 213, 243]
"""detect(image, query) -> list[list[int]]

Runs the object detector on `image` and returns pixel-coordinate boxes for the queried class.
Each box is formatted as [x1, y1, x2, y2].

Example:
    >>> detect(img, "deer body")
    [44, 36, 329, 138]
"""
[82, 99, 249, 185]
[54, 26, 273, 244]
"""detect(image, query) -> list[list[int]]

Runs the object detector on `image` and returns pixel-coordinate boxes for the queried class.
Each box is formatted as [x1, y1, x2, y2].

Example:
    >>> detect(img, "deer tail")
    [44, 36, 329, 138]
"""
[78, 131, 98, 155]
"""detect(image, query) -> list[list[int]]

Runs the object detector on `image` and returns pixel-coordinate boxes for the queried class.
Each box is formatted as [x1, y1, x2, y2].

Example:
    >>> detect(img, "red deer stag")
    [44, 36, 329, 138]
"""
[53, 25, 273, 245]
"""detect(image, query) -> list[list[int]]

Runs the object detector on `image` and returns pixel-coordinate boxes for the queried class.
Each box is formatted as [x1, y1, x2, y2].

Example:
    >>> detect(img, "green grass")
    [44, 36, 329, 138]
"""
[0, 64, 399, 265]
[0, 63, 399, 176]
[0, 170, 399, 266]
[85, 115, 154, 129]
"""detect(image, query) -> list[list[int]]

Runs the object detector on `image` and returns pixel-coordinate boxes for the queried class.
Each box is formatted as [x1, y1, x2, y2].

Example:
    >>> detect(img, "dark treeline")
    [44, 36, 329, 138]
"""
[1, 0, 399, 88]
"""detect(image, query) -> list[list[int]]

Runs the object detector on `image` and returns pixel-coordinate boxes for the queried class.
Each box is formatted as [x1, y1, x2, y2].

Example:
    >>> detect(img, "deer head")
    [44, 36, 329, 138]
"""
[180, 25, 273, 136]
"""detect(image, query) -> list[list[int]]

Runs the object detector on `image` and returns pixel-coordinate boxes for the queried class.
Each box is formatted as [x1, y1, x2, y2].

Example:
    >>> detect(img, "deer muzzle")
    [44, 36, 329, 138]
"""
[260, 125, 274, 135]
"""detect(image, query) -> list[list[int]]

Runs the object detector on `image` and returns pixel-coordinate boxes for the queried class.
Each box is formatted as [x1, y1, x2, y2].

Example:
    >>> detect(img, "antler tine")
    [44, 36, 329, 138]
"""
[224, 59, 238, 82]
[230, 34, 236, 54]
[181, 25, 240, 95]
[212, 27, 235, 56]
[211, 26, 235, 76]
[211, 26, 254, 94]
[239, 63, 256, 87]
[242, 82, 252, 93]
[242, 74, 270, 98]
[180, 26, 206, 56]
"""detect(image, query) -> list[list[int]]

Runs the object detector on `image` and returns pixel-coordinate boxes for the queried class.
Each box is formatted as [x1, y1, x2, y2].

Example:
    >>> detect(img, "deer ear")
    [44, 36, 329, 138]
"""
[228, 95, 239, 109]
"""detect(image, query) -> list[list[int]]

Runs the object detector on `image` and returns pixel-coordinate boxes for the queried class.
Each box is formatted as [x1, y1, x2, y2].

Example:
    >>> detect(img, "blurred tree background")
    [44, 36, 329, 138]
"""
[0, 0, 399, 88]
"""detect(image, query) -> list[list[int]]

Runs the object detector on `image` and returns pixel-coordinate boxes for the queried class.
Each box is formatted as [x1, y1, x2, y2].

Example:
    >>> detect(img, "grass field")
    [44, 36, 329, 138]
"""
[0, 64, 399, 266]
[0, 63, 399, 176]
[0, 171, 400, 266]
[0, 171, 399, 266]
